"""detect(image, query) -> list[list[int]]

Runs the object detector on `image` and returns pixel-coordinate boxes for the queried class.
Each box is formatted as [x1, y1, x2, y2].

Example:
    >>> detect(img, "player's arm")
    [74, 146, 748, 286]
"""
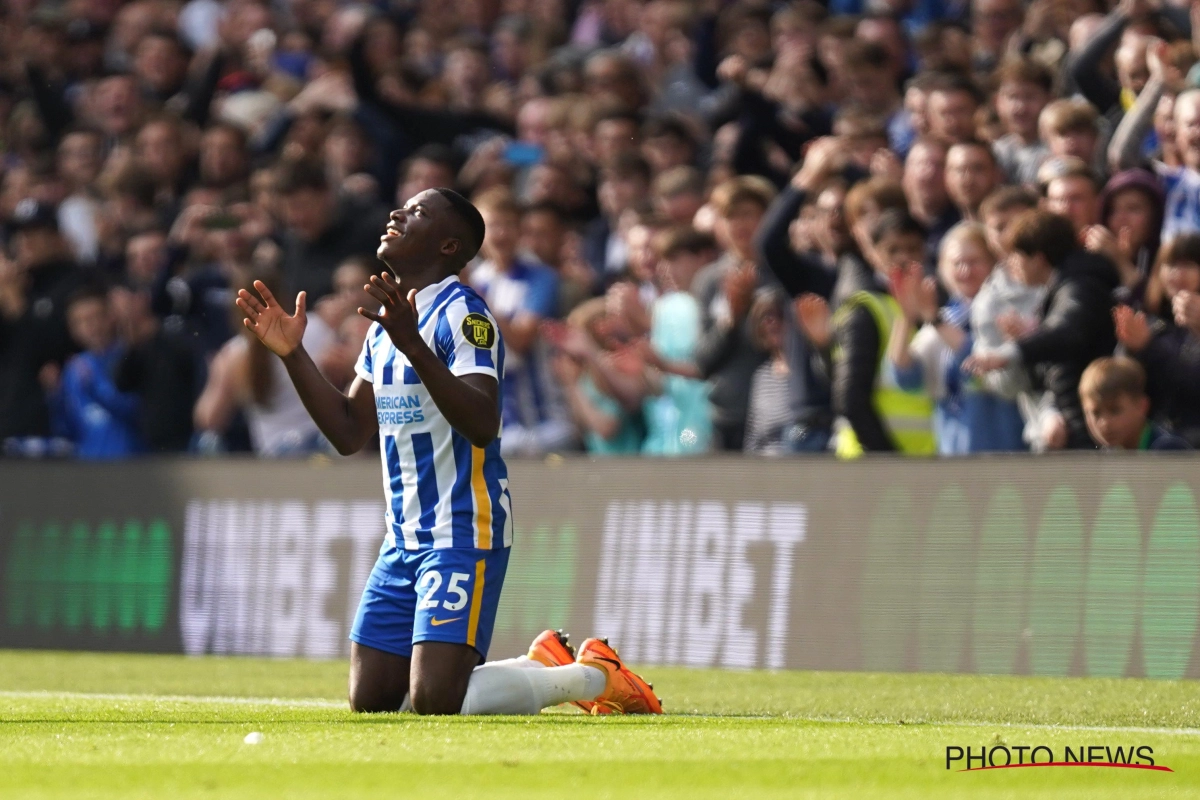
[236, 280, 378, 456]
[282, 349, 378, 455]
[361, 273, 501, 448]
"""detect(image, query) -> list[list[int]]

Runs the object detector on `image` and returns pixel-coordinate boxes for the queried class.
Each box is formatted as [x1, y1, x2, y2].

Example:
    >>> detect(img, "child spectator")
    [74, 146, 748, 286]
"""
[54, 285, 142, 458]
[743, 289, 795, 455]
[973, 188, 1046, 447]
[641, 226, 716, 456]
[1080, 357, 1190, 450]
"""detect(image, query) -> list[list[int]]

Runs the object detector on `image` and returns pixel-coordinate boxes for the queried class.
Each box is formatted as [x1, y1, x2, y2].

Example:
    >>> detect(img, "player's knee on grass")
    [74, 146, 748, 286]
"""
[348, 642, 410, 713]
[409, 641, 480, 715]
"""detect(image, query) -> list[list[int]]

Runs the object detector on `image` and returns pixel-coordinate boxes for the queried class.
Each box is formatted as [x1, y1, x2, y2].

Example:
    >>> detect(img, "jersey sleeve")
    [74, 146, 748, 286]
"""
[440, 295, 501, 380]
[354, 323, 378, 382]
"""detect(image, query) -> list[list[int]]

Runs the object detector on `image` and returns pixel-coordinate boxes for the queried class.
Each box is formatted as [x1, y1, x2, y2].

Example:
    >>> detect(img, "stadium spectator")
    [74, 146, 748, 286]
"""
[889, 222, 1024, 453]
[972, 187, 1044, 449]
[1042, 159, 1103, 234]
[193, 268, 335, 456]
[1085, 169, 1165, 303]
[0, 199, 80, 453]
[54, 284, 142, 458]
[551, 298, 644, 455]
[640, 226, 715, 456]
[1114, 233, 1200, 446]
[469, 189, 573, 456]
[1080, 356, 1190, 450]
[945, 141, 1001, 224]
[831, 210, 935, 456]
[902, 138, 959, 271]
[275, 159, 390, 303]
[743, 288, 794, 455]
[1038, 100, 1103, 172]
[692, 176, 776, 451]
[968, 210, 1119, 449]
[926, 73, 982, 146]
[0, 0, 1198, 461]
[112, 279, 203, 453]
[991, 57, 1054, 186]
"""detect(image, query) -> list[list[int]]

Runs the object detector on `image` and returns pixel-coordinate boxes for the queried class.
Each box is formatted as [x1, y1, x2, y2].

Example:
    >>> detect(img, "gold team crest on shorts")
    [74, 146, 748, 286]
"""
[462, 313, 496, 348]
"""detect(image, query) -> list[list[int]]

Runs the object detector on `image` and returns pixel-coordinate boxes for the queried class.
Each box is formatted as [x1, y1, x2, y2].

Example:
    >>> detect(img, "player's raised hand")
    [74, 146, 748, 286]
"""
[359, 272, 422, 355]
[236, 280, 307, 357]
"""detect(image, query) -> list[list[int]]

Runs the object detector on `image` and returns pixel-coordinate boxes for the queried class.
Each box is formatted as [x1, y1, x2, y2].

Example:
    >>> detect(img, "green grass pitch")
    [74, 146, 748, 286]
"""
[3, 650, 1200, 798]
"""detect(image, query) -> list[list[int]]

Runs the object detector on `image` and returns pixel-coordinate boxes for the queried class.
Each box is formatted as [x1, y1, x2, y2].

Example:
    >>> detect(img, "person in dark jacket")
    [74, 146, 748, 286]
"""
[112, 282, 204, 452]
[1084, 169, 1164, 306]
[276, 159, 390, 303]
[757, 138, 901, 451]
[1114, 233, 1200, 446]
[0, 200, 81, 450]
[968, 210, 1120, 449]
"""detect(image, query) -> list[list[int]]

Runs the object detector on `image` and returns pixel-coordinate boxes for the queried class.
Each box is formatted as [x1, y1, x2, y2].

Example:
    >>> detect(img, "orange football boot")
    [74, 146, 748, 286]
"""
[576, 637, 664, 715]
[526, 629, 596, 713]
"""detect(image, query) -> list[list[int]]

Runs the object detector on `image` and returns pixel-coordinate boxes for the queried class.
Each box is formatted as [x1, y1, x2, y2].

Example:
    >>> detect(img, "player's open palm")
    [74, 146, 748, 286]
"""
[359, 272, 422, 354]
[236, 280, 308, 357]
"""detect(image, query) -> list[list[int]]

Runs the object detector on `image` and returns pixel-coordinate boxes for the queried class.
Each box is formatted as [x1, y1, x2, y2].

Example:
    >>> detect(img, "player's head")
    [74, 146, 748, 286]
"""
[376, 187, 486, 277]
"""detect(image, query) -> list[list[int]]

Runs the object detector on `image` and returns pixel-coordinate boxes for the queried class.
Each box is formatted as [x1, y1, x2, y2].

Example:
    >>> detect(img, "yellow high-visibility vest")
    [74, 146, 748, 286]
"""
[832, 290, 935, 458]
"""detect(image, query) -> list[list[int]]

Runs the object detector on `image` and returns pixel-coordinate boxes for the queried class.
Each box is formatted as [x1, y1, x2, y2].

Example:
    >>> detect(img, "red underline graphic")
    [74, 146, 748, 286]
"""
[962, 762, 1173, 773]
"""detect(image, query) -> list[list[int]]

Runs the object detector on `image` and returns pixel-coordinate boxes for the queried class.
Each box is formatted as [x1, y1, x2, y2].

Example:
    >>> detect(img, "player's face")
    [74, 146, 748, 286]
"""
[377, 189, 450, 271]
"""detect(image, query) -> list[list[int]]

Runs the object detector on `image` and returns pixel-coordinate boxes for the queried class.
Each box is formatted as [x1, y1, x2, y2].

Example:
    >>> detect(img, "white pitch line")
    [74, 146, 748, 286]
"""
[792, 715, 1200, 737]
[2, 692, 1200, 736]
[0, 690, 345, 708]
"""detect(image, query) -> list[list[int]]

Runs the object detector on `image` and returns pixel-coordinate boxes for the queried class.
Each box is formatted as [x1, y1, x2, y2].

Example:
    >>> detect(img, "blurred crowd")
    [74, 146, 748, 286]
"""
[1, 0, 1199, 460]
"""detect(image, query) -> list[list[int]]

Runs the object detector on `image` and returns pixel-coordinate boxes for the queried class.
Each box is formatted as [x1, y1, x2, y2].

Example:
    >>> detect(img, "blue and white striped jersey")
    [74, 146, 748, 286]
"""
[1159, 163, 1200, 243]
[355, 274, 512, 553]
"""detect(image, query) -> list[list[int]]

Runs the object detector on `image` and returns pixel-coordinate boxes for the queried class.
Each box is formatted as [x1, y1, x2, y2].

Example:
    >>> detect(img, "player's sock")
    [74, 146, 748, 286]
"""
[459, 663, 539, 714]
[484, 655, 543, 670]
[458, 663, 606, 715]
[526, 663, 607, 708]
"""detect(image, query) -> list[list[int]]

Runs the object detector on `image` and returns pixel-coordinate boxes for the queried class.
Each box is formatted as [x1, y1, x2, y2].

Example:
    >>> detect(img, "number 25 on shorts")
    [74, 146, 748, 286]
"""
[416, 570, 471, 612]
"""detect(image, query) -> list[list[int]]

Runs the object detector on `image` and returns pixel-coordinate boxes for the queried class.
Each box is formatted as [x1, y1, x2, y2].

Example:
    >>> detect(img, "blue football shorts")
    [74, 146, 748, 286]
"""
[350, 545, 510, 660]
